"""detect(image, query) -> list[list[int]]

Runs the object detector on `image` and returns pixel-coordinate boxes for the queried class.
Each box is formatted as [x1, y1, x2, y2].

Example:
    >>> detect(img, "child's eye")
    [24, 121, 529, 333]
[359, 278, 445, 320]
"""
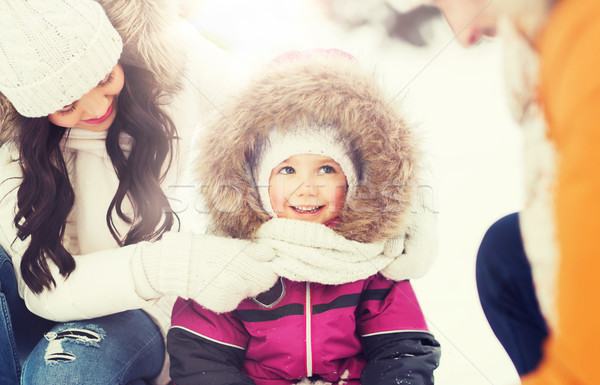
[56, 101, 78, 116]
[278, 166, 295, 175]
[98, 72, 114, 87]
[319, 165, 335, 174]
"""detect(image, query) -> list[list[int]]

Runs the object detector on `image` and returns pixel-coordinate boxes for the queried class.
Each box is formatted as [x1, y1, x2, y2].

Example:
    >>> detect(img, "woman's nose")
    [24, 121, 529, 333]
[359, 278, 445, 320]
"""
[78, 89, 111, 119]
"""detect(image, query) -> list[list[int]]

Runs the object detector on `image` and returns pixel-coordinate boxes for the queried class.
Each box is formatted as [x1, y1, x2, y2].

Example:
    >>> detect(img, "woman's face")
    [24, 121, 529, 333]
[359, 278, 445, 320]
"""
[48, 63, 124, 132]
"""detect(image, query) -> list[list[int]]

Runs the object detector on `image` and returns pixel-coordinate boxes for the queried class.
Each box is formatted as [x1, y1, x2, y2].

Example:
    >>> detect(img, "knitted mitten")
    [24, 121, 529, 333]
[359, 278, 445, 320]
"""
[382, 182, 438, 280]
[137, 232, 278, 313]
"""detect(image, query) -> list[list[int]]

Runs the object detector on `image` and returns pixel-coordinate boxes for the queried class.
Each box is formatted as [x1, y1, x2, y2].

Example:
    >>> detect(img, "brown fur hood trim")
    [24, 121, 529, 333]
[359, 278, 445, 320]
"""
[0, 93, 18, 144]
[194, 52, 419, 243]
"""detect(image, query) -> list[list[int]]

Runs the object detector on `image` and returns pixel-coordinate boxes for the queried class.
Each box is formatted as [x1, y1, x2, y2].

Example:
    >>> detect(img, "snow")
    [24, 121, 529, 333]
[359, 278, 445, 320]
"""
[185, 1, 524, 384]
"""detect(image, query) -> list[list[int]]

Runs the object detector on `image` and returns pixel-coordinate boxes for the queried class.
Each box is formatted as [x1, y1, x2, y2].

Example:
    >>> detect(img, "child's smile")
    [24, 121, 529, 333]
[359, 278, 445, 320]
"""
[290, 205, 324, 214]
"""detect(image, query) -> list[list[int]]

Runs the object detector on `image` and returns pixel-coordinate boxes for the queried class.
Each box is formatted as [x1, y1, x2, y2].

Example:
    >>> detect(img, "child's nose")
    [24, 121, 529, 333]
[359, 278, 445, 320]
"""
[297, 180, 317, 196]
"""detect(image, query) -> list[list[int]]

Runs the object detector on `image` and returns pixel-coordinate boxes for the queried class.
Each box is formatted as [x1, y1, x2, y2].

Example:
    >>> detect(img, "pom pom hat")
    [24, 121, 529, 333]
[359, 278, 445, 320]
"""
[0, 0, 123, 118]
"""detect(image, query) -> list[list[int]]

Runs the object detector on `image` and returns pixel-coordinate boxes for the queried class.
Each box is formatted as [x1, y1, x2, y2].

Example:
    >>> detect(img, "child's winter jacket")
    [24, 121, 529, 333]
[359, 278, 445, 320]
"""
[169, 276, 439, 385]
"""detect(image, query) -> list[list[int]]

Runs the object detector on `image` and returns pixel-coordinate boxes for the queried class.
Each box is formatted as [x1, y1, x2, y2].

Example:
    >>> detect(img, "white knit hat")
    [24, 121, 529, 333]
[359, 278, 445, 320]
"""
[0, 0, 123, 118]
[254, 123, 358, 215]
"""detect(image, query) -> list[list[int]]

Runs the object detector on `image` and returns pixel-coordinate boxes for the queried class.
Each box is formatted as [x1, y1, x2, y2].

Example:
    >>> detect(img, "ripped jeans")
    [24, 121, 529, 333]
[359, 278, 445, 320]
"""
[0, 248, 165, 385]
[21, 311, 165, 385]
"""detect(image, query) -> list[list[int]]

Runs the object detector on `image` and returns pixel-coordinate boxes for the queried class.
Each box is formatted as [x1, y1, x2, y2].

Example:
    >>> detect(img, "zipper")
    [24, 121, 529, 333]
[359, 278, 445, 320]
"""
[305, 282, 313, 377]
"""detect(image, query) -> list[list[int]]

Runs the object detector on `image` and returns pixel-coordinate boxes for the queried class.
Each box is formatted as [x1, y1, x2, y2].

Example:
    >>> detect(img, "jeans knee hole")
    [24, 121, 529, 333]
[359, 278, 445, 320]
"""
[43, 325, 106, 364]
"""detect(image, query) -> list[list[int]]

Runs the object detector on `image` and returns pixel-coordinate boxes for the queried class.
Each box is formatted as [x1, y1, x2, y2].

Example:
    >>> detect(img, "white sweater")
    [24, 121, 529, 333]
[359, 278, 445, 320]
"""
[0, 25, 237, 384]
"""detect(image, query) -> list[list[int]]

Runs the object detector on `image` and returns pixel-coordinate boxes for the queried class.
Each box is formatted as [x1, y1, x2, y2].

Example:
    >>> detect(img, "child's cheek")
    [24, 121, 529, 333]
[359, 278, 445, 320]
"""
[331, 185, 347, 213]
[268, 176, 286, 216]
[270, 192, 285, 215]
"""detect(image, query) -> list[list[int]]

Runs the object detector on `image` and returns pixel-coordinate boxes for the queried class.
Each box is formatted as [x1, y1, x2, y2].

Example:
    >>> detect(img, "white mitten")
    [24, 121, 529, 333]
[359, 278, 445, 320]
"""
[138, 231, 278, 313]
[382, 181, 438, 280]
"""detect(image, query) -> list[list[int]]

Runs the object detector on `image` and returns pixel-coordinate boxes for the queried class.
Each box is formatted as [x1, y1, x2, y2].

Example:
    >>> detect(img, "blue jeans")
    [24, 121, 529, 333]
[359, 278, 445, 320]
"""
[476, 213, 549, 376]
[0, 248, 53, 385]
[0, 248, 165, 385]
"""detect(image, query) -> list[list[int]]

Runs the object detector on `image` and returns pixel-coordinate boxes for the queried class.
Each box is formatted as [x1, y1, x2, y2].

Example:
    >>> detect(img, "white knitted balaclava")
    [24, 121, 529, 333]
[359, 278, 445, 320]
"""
[0, 0, 123, 118]
[254, 123, 358, 216]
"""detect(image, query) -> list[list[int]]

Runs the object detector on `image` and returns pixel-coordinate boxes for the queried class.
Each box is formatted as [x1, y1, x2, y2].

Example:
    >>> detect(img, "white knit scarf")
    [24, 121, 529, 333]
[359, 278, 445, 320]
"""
[255, 218, 411, 285]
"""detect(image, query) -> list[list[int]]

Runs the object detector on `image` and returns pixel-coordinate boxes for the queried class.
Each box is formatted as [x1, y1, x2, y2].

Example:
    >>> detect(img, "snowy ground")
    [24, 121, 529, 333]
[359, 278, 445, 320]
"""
[187, 2, 524, 384]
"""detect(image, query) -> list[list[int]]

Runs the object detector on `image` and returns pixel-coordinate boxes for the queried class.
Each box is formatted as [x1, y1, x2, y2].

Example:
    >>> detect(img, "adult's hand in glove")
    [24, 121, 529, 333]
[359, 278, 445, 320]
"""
[382, 182, 438, 280]
[137, 232, 278, 313]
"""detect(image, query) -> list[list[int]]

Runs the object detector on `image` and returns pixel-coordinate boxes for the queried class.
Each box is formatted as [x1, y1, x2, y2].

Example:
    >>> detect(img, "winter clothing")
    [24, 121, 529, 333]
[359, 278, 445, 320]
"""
[473, 14, 558, 377]
[0, 1, 268, 384]
[498, 16, 559, 329]
[137, 231, 277, 314]
[383, 183, 438, 279]
[476, 213, 548, 376]
[254, 217, 427, 285]
[476, 0, 600, 383]
[169, 277, 440, 385]
[168, 220, 441, 385]
[519, 0, 600, 384]
[0, 0, 123, 118]
[169, 51, 440, 385]
[256, 218, 389, 285]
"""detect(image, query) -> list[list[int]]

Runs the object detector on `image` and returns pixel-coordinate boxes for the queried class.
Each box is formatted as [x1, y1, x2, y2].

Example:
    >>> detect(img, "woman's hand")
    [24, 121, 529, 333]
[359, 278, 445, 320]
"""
[382, 183, 438, 280]
[137, 232, 278, 313]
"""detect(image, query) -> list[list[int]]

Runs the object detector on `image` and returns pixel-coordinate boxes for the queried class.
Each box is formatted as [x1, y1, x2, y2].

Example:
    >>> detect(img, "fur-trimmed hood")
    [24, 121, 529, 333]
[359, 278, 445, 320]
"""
[0, 0, 186, 143]
[194, 51, 419, 243]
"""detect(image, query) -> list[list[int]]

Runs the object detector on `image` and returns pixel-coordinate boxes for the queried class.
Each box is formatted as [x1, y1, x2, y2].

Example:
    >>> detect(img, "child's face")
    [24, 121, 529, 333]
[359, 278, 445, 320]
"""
[269, 154, 347, 224]
[48, 63, 124, 132]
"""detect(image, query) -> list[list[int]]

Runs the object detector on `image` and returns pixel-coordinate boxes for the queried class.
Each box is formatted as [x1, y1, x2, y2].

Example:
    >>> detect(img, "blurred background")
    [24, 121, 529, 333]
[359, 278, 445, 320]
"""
[180, 1, 524, 384]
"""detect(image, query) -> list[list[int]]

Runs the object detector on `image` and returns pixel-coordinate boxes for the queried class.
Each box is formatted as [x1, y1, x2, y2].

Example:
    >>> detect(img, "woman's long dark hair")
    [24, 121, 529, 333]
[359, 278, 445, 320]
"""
[14, 62, 179, 293]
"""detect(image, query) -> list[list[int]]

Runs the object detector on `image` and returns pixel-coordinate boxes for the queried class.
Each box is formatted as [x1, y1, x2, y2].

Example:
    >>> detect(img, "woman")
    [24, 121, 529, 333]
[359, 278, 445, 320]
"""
[0, 0, 276, 384]
[435, 0, 600, 383]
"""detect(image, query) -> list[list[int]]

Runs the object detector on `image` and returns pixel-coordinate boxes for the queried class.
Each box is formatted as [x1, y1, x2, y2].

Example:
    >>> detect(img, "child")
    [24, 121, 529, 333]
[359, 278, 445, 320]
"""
[168, 49, 441, 385]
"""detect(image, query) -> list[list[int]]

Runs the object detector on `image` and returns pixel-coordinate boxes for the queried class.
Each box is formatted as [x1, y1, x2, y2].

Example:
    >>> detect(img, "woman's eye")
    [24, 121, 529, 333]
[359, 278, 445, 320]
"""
[56, 101, 78, 116]
[319, 165, 335, 174]
[278, 166, 295, 175]
[98, 72, 114, 87]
